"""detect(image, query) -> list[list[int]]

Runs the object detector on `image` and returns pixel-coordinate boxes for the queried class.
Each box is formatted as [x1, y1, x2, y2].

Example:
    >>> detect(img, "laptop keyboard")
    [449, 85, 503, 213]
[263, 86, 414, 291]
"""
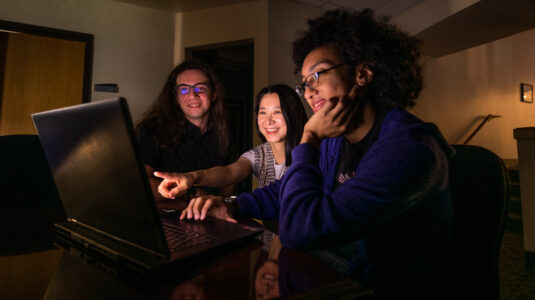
[163, 223, 215, 252]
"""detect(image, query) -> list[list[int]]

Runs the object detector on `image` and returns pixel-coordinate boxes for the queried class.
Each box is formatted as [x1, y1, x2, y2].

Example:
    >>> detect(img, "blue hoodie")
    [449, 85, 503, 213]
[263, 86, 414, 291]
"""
[237, 106, 454, 297]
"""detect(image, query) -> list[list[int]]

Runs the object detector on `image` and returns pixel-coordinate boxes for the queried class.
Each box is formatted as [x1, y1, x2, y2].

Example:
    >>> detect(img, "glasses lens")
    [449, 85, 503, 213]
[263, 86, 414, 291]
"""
[295, 84, 305, 96]
[177, 86, 190, 95]
[305, 73, 318, 88]
[193, 84, 209, 94]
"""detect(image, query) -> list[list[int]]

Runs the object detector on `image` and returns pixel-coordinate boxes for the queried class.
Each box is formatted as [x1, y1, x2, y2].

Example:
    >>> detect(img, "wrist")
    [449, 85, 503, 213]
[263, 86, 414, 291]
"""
[190, 170, 205, 186]
[223, 195, 241, 218]
[184, 186, 197, 200]
[300, 130, 322, 149]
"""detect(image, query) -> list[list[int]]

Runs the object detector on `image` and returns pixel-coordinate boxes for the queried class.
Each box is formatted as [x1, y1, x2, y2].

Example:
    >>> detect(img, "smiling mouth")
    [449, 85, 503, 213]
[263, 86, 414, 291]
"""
[265, 128, 279, 134]
[312, 99, 325, 112]
[262, 273, 277, 280]
[188, 103, 201, 108]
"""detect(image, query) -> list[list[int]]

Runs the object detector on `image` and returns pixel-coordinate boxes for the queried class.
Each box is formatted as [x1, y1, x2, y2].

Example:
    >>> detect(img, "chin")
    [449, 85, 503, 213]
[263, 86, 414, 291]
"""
[266, 138, 283, 144]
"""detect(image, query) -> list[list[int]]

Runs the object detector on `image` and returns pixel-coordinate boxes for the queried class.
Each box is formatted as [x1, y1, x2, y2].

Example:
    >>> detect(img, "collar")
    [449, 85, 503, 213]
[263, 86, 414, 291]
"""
[185, 119, 203, 136]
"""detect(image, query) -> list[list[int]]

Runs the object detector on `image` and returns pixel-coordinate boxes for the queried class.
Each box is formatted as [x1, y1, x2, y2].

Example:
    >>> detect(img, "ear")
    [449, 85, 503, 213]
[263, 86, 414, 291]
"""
[354, 63, 373, 87]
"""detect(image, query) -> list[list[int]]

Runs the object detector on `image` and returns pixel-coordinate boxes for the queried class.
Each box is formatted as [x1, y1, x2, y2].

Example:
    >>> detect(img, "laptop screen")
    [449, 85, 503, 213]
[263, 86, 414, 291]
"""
[32, 98, 168, 255]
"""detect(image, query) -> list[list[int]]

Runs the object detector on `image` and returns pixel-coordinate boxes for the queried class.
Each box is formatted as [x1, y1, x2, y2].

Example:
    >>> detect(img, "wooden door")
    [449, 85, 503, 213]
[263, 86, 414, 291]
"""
[0, 32, 85, 135]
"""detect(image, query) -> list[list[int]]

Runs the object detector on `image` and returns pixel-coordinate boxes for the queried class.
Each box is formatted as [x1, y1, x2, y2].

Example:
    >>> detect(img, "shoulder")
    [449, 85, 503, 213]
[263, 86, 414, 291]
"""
[362, 127, 450, 190]
[137, 122, 159, 146]
[241, 142, 269, 164]
[350, 108, 453, 182]
[378, 107, 454, 157]
[240, 148, 255, 165]
[249, 142, 270, 155]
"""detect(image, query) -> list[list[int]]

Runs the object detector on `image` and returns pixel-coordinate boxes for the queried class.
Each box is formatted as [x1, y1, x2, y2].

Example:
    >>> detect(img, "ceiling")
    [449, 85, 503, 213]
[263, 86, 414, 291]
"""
[292, 0, 423, 17]
[111, 0, 423, 15]
[415, 0, 535, 57]
[111, 0, 535, 57]
[111, 0, 253, 13]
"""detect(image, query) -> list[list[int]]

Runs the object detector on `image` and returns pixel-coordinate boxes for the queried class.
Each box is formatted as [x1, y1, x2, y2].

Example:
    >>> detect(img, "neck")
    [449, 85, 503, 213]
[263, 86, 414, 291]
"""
[344, 102, 376, 144]
[270, 141, 285, 165]
[188, 116, 208, 134]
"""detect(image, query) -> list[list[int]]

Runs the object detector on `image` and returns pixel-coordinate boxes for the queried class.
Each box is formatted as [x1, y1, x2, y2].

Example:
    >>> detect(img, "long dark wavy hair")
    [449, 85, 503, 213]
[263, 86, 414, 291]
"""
[292, 9, 423, 112]
[136, 60, 229, 155]
[254, 84, 307, 166]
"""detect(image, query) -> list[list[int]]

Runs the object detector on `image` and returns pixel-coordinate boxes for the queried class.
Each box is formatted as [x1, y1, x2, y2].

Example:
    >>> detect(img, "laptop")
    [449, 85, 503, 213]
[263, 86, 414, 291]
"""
[32, 97, 262, 273]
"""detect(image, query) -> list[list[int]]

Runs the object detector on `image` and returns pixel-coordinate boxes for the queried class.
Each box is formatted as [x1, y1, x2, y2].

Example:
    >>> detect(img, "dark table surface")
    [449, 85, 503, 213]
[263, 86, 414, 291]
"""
[1, 201, 373, 300]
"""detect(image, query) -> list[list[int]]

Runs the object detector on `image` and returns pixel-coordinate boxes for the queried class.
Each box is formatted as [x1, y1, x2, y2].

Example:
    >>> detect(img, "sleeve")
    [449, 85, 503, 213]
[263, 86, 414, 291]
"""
[239, 149, 257, 177]
[137, 129, 161, 169]
[278, 137, 447, 249]
[236, 179, 282, 220]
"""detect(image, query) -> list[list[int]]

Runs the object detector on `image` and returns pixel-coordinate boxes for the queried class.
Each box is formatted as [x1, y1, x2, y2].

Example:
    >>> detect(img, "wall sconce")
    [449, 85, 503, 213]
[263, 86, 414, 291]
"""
[521, 83, 533, 103]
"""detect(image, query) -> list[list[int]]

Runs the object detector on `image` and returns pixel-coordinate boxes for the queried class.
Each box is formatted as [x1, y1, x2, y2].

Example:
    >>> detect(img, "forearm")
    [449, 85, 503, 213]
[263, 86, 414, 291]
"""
[300, 130, 322, 149]
[278, 144, 332, 247]
[278, 139, 444, 249]
[190, 167, 229, 187]
[278, 142, 389, 248]
[191, 159, 250, 188]
[237, 180, 281, 220]
[219, 183, 235, 197]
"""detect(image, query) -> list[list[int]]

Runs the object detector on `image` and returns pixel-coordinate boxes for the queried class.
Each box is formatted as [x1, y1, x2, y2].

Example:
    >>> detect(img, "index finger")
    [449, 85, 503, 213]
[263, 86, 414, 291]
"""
[158, 179, 176, 199]
[154, 171, 176, 180]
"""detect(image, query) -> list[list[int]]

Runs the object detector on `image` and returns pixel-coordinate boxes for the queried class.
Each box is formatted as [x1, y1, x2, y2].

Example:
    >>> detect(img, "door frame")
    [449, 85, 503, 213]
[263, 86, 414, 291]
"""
[186, 39, 254, 193]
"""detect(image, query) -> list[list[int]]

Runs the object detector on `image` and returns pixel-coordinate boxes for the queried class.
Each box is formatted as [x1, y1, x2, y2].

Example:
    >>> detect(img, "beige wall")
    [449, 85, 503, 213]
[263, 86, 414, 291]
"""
[414, 27, 535, 159]
[0, 0, 175, 122]
[267, 0, 322, 86]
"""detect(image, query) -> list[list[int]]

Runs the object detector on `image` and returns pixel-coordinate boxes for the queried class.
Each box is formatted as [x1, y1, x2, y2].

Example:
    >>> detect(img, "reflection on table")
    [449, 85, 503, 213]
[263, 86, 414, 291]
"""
[255, 236, 374, 299]
[2, 222, 372, 300]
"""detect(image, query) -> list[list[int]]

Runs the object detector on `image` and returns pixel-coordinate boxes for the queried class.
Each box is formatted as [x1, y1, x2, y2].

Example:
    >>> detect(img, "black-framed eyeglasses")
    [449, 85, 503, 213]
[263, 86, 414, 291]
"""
[175, 83, 209, 95]
[295, 63, 347, 96]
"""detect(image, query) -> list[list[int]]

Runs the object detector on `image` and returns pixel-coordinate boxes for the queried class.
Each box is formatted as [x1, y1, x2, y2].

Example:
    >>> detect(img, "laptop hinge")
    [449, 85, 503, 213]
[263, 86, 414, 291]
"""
[66, 218, 167, 259]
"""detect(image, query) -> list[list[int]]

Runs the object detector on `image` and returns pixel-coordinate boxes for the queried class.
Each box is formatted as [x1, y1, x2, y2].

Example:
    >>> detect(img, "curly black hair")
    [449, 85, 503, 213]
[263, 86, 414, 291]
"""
[293, 9, 422, 111]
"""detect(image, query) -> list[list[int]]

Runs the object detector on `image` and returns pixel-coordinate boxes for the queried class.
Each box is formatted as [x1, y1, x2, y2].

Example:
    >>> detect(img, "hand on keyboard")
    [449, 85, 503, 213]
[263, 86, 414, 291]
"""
[180, 194, 237, 223]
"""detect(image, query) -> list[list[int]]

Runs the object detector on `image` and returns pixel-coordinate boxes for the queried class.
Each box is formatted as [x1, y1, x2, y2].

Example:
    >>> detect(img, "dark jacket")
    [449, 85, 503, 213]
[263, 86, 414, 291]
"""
[238, 106, 455, 297]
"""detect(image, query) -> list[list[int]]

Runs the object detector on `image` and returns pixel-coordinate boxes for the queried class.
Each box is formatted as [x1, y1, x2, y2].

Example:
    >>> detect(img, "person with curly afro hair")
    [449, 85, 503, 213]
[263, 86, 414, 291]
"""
[179, 9, 454, 298]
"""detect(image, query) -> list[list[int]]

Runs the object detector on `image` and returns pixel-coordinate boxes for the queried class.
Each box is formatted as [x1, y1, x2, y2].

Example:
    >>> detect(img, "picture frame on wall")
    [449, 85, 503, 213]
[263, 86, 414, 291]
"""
[521, 83, 533, 103]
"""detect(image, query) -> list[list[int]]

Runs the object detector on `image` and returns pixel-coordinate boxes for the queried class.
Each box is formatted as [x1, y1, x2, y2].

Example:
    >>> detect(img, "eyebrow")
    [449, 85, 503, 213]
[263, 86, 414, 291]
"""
[258, 106, 281, 109]
[176, 82, 208, 86]
[302, 59, 338, 78]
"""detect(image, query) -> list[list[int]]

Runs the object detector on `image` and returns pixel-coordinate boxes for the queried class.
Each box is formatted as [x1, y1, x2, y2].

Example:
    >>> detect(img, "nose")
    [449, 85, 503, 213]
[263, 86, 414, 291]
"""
[304, 85, 317, 100]
[186, 88, 199, 97]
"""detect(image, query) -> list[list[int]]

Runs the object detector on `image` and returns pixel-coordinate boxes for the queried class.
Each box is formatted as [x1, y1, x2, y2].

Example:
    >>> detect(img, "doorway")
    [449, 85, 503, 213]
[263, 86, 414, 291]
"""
[186, 39, 254, 193]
